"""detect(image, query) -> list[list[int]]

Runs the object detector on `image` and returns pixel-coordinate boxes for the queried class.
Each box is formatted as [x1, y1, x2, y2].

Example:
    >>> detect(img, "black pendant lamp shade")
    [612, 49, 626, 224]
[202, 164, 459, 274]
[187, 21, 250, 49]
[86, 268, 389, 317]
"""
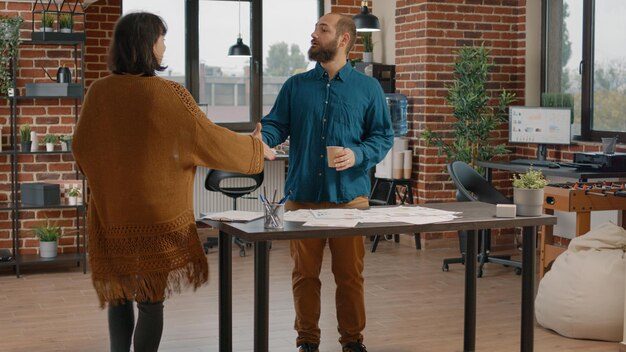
[228, 0, 251, 57]
[228, 37, 251, 57]
[353, 1, 380, 32]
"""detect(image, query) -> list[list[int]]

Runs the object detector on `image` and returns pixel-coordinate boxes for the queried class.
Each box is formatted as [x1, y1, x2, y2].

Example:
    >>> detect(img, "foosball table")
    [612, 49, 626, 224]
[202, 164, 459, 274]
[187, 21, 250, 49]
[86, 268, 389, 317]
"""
[541, 181, 626, 277]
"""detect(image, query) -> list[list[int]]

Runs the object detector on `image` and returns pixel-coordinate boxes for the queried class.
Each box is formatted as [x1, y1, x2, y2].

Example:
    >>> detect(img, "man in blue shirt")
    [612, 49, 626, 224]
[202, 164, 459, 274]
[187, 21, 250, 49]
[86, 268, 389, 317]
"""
[258, 13, 393, 352]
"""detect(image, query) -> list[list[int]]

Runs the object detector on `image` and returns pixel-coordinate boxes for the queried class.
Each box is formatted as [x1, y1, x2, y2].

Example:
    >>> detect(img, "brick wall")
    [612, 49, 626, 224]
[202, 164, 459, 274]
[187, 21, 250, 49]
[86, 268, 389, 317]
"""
[0, 0, 120, 257]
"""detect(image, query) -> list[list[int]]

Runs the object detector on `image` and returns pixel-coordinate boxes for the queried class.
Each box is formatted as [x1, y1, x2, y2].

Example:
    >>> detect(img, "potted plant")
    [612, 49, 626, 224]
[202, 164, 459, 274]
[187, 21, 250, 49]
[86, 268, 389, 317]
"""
[42, 133, 59, 151]
[58, 13, 73, 33]
[41, 12, 54, 32]
[66, 185, 81, 205]
[0, 15, 23, 97]
[33, 221, 62, 258]
[19, 124, 31, 152]
[60, 134, 72, 151]
[361, 32, 373, 63]
[511, 168, 548, 216]
[422, 46, 516, 173]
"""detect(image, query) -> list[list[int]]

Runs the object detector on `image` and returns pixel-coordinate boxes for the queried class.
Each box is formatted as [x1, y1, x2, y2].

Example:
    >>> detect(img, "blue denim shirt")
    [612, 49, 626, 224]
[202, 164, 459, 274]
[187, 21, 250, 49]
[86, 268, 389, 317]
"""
[261, 62, 393, 204]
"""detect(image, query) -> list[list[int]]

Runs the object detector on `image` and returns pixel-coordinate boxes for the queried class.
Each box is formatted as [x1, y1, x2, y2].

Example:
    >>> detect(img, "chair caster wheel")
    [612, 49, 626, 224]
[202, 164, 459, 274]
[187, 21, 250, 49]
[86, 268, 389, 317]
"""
[515, 267, 522, 275]
[239, 249, 246, 257]
[477, 269, 483, 278]
[442, 264, 449, 272]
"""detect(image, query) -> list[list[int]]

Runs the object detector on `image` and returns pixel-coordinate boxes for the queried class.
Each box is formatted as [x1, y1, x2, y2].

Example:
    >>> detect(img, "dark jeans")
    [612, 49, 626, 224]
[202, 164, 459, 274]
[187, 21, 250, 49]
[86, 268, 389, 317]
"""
[108, 300, 164, 352]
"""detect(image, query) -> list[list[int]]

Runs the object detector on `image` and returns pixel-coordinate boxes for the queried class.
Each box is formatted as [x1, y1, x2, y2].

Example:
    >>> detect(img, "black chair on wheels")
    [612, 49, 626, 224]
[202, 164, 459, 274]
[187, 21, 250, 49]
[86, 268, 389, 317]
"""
[203, 169, 264, 257]
[442, 160, 522, 277]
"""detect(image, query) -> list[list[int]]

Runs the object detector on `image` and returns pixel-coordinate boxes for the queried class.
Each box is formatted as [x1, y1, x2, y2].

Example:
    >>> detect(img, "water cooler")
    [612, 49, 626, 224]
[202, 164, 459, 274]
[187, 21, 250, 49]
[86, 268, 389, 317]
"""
[376, 93, 410, 179]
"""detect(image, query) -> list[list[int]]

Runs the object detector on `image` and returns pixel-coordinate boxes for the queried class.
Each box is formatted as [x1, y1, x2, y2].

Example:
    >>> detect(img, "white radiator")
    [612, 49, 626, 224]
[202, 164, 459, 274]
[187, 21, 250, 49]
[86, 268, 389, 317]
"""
[193, 160, 287, 219]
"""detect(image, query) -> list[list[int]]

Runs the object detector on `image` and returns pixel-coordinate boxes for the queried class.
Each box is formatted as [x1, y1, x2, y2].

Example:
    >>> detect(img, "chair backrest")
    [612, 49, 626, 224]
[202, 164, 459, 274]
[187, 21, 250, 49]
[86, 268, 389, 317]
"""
[447, 161, 511, 205]
[204, 170, 264, 209]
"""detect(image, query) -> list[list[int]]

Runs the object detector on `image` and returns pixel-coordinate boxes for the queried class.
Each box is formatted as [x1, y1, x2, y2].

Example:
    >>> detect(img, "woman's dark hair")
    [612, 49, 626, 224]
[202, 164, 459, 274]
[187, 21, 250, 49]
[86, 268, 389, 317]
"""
[108, 12, 168, 76]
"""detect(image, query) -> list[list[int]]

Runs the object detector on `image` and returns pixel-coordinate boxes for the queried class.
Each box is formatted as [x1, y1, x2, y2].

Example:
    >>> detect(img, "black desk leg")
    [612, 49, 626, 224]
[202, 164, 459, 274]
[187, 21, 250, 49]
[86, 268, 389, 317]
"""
[463, 230, 478, 352]
[254, 240, 271, 352]
[219, 230, 233, 352]
[521, 226, 536, 352]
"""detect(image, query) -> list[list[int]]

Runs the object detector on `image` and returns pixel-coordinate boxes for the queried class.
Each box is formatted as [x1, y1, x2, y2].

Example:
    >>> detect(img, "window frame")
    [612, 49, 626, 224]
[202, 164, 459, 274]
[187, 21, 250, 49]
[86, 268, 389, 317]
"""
[541, 0, 626, 142]
[185, 0, 323, 132]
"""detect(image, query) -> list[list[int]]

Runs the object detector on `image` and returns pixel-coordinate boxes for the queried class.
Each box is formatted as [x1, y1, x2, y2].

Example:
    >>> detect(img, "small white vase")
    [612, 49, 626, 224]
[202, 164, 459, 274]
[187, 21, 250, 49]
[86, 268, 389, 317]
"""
[41, 27, 54, 32]
[60, 28, 72, 33]
[363, 52, 373, 63]
[39, 241, 58, 258]
[30, 131, 38, 152]
[514, 188, 545, 216]
[46, 143, 54, 152]
[68, 196, 77, 206]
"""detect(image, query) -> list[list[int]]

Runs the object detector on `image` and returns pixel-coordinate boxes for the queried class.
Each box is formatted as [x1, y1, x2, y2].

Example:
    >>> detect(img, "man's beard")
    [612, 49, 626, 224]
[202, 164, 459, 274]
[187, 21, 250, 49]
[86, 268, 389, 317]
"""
[308, 37, 339, 63]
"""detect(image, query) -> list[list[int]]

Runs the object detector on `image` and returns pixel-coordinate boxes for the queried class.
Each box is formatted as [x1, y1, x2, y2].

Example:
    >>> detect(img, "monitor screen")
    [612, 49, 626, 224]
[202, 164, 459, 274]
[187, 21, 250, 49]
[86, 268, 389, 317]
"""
[508, 106, 571, 145]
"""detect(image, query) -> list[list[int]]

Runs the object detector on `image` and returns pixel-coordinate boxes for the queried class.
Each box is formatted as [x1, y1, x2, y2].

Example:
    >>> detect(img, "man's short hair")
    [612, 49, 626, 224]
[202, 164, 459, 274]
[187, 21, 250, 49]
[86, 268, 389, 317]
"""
[335, 14, 357, 54]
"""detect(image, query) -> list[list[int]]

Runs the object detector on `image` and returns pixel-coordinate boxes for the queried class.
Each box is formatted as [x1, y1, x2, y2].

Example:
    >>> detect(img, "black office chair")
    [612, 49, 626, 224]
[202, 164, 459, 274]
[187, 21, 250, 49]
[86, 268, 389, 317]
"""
[442, 160, 522, 277]
[204, 169, 264, 257]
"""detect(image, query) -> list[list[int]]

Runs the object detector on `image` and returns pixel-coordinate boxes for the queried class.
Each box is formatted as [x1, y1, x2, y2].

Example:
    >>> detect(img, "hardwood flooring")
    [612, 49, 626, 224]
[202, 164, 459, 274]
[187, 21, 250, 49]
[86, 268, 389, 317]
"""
[0, 239, 619, 352]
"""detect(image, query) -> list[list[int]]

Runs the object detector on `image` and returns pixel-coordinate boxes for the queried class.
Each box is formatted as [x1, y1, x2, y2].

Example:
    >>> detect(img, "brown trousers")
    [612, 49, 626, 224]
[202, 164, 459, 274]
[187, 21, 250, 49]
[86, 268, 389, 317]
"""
[285, 196, 369, 347]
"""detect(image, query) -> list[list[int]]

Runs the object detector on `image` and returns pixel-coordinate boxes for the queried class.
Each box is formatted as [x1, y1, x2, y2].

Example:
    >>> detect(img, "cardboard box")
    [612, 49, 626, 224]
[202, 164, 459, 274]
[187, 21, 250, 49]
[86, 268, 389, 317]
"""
[21, 182, 61, 206]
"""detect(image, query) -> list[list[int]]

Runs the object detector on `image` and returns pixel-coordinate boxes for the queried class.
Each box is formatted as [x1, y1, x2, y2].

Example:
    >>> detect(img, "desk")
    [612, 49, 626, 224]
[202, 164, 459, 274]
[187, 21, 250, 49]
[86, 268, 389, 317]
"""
[477, 160, 626, 182]
[206, 202, 556, 352]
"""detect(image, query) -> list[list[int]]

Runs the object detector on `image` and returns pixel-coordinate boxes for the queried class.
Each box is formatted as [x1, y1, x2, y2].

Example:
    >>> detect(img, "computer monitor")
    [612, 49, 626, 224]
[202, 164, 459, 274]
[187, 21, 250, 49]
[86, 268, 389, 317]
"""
[509, 106, 572, 161]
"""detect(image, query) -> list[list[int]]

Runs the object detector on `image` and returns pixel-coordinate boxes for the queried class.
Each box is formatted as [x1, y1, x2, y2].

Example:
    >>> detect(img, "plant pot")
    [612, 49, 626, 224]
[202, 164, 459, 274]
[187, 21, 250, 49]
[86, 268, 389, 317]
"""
[513, 188, 545, 216]
[41, 27, 54, 32]
[60, 28, 72, 33]
[68, 196, 77, 205]
[46, 143, 54, 152]
[20, 141, 31, 152]
[363, 51, 373, 63]
[39, 240, 58, 258]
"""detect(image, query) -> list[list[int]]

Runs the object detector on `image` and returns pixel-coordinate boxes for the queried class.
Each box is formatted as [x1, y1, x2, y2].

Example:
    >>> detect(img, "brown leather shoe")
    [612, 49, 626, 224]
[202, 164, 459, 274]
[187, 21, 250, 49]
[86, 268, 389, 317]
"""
[342, 341, 367, 352]
[298, 342, 319, 352]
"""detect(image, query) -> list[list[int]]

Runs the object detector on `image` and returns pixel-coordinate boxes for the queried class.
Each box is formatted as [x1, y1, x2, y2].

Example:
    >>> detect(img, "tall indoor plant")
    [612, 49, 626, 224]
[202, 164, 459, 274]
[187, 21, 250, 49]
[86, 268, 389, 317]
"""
[422, 45, 516, 172]
[0, 15, 23, 97]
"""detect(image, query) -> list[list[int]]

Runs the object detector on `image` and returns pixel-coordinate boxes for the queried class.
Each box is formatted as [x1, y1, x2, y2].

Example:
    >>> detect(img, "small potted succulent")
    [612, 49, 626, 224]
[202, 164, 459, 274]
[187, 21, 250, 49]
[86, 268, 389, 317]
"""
[42, 133, 59, 151]
[66, 185, 81, 205]
[58, 13, 73, 33]
[41, 12, 54, 32]
[33, 221, 62, 258]
[19, 124, 31, 152]
[361, 32, 373, 63]
[511, 168, 549, 216]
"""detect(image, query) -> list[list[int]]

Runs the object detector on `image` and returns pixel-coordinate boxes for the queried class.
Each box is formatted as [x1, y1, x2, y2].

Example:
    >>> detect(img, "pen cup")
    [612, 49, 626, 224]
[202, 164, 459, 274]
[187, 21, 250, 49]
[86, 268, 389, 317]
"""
[264, 203, 285, 229]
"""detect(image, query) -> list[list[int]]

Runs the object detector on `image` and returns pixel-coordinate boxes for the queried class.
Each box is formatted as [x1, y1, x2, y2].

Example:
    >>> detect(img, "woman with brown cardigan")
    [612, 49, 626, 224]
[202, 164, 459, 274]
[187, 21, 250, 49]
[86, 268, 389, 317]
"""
[73, 12, 272, 352]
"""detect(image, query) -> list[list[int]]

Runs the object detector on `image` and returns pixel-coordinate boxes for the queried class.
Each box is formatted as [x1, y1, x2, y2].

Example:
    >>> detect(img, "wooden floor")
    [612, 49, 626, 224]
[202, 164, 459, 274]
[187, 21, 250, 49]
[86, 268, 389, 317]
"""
[0, 239, 620, 352]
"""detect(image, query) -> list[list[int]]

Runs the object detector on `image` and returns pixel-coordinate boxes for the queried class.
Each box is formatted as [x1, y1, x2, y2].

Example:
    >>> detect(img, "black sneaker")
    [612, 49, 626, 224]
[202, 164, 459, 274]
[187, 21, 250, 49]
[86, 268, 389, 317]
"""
[342, 341, 367, 352]
[298, 342, 319, 352]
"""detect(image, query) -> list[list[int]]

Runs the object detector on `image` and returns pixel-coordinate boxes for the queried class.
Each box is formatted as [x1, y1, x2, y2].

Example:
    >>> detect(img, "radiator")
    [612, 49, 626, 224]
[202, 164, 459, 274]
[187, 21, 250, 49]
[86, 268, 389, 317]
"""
[193, 160, 286, 219]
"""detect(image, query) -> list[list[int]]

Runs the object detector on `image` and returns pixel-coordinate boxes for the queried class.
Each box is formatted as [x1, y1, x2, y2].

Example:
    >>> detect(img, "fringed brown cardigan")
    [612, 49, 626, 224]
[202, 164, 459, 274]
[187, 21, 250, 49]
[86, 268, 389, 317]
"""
[73, 75, 264, 307]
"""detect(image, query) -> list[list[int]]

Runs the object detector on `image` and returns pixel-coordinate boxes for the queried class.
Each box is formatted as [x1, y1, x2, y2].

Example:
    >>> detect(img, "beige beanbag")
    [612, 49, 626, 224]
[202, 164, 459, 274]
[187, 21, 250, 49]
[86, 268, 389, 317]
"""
[535, 222, 626, 342]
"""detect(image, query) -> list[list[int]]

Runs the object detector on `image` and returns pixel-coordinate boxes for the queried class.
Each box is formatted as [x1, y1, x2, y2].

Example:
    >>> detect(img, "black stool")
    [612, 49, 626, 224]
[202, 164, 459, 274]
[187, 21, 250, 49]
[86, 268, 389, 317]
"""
[204, 170, 264, 256]
[369, 178, 421, 252]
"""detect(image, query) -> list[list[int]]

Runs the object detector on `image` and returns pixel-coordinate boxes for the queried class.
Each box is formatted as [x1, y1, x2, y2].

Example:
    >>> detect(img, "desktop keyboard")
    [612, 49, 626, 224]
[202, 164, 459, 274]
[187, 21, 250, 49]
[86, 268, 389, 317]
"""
[510, 159, 560, 168]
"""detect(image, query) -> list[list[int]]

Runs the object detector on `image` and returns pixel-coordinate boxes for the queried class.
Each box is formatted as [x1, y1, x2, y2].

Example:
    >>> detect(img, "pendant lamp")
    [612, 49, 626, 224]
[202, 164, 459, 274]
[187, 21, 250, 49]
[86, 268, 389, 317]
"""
[228, 0, 251, 57]
[352, 0, 380, 32]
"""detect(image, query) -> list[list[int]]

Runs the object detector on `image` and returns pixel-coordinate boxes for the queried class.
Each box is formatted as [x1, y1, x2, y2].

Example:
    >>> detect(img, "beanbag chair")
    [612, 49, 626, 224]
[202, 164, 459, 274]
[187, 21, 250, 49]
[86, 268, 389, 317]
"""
[535, 222, 626, 342]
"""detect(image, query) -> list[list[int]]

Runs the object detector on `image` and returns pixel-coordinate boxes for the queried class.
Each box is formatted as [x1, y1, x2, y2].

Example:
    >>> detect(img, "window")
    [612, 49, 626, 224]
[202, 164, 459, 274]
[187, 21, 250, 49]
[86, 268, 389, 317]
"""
[543, 0, 626, 141]
[122, 0, 322, 130]
[122, 0, 186, 84]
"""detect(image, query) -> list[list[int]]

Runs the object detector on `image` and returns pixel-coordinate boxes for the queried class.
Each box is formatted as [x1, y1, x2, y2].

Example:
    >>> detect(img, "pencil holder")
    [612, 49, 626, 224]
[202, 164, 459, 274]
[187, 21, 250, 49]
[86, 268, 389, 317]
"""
[264, 203, 284, 229]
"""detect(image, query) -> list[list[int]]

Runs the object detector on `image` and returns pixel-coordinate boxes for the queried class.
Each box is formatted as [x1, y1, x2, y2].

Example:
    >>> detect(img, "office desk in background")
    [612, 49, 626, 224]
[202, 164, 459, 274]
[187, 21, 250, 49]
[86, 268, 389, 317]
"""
[477, 160, 626, 182]
[205, 202, 557, 352]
